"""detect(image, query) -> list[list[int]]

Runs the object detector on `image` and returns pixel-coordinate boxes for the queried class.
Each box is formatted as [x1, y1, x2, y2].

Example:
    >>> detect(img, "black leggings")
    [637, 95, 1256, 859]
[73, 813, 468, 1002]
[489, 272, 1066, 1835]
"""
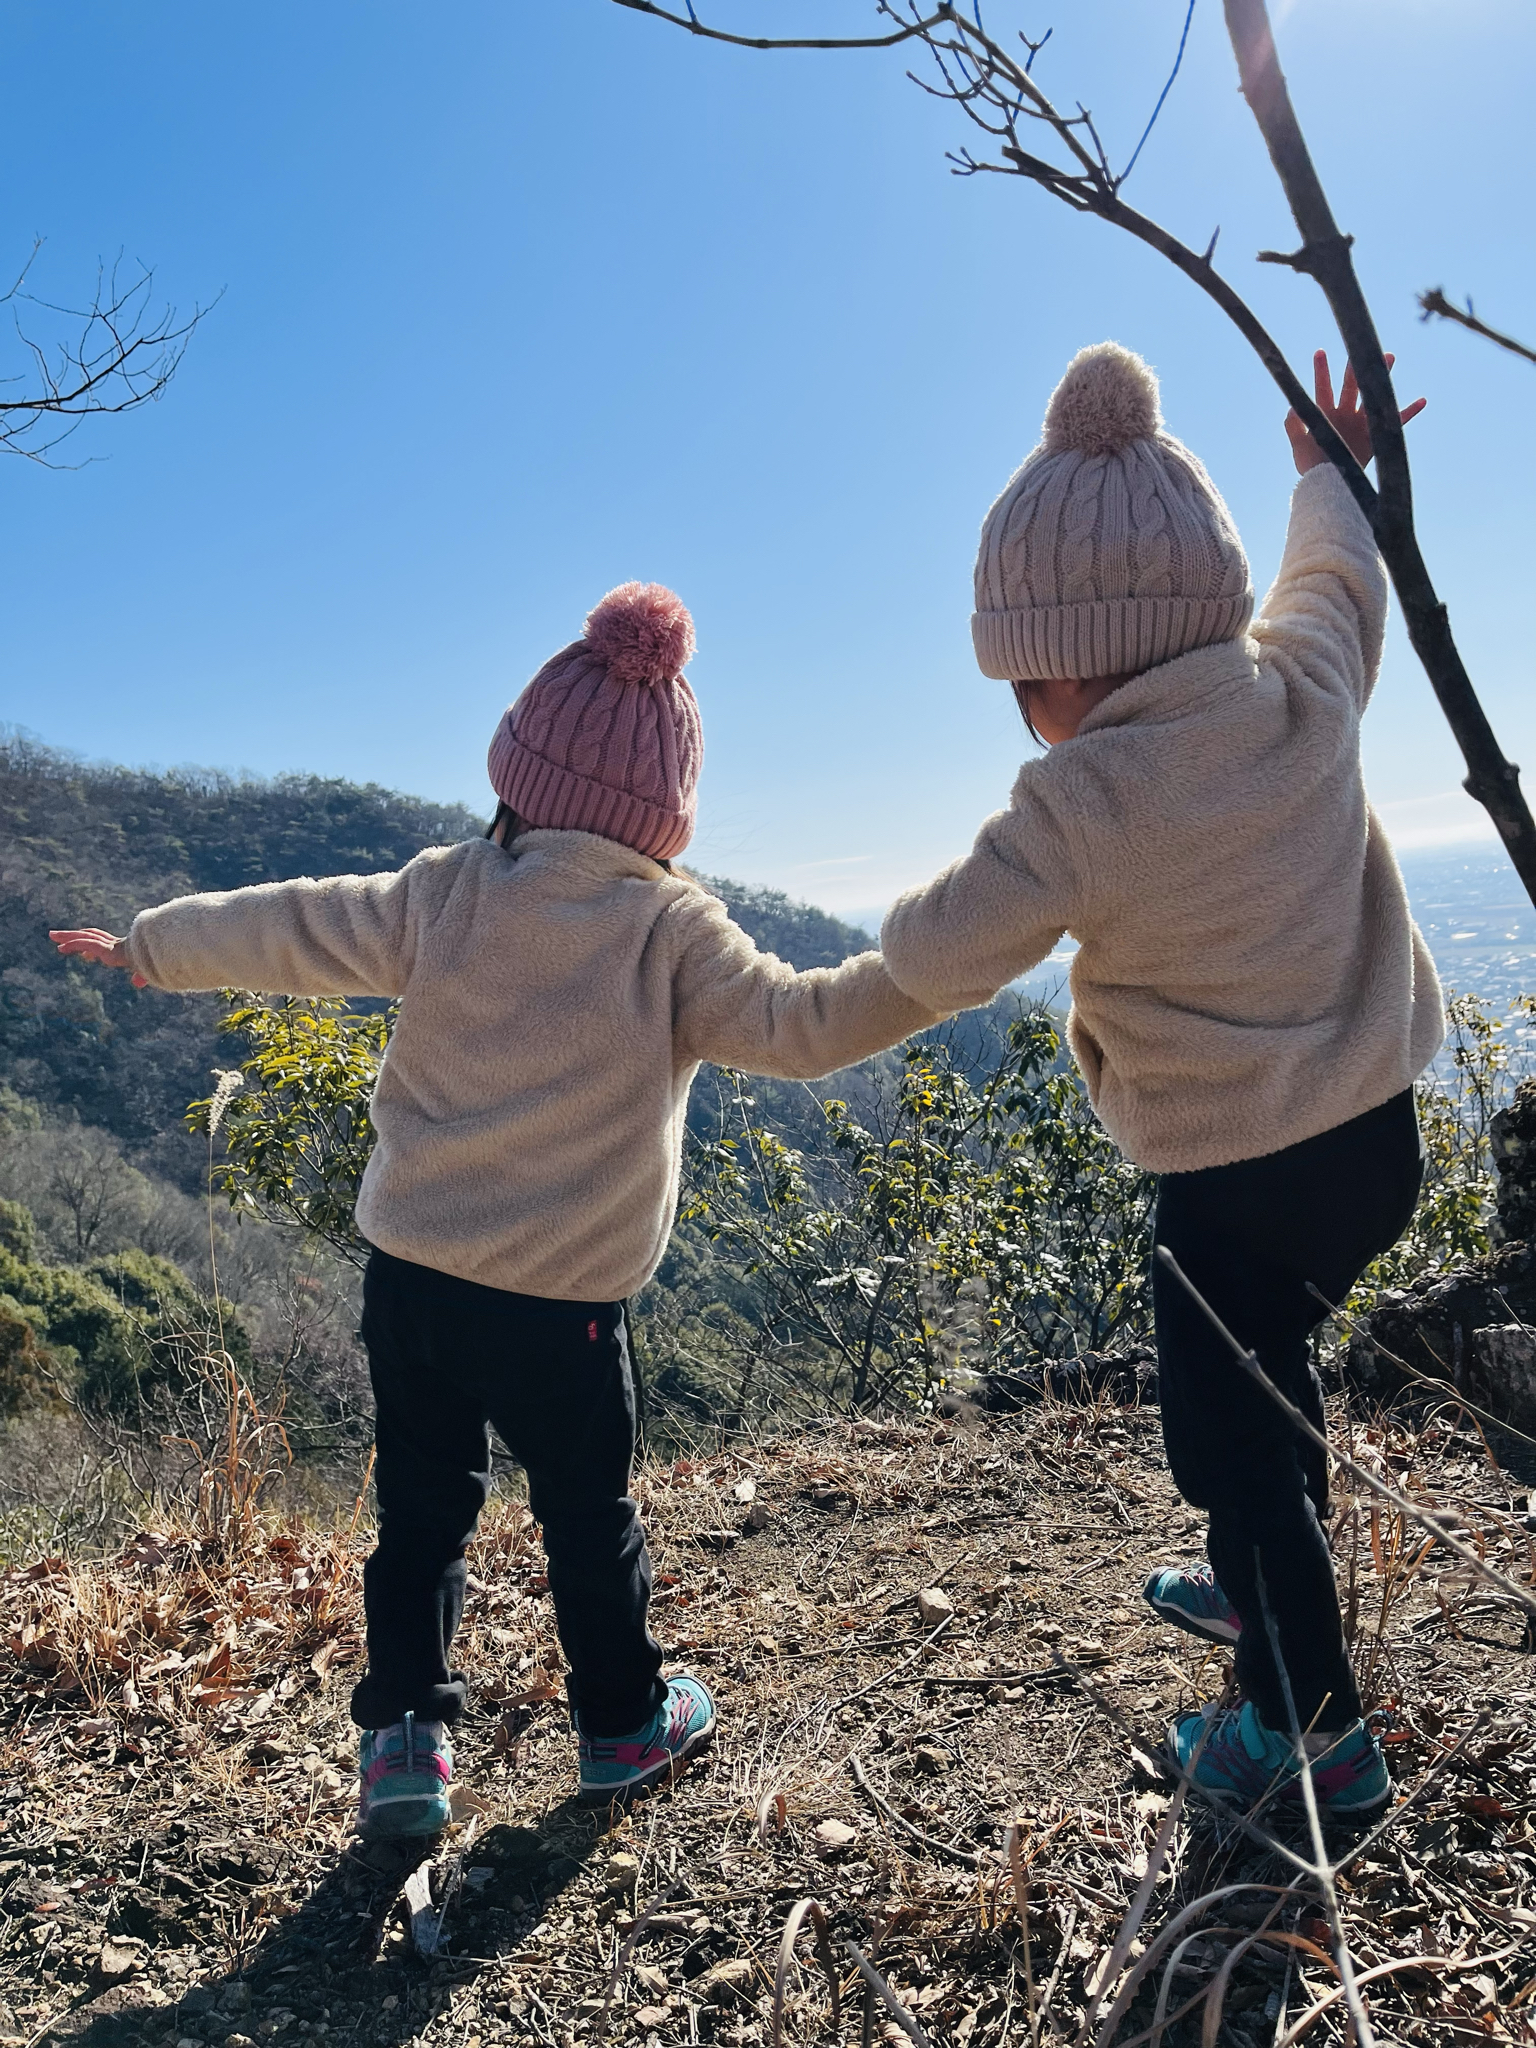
[1152, 1091, 1423, 1731]
[350, 1248, 666, 1737]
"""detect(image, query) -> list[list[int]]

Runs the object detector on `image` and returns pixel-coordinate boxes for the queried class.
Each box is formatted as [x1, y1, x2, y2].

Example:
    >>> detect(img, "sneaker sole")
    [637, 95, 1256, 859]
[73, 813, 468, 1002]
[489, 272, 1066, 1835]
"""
[358, 1796, 451, 1840]
[577, 1712, 717, 1806]
[1162, 1735, 1393, 1817]
[1143, 1587, 1241, 1646]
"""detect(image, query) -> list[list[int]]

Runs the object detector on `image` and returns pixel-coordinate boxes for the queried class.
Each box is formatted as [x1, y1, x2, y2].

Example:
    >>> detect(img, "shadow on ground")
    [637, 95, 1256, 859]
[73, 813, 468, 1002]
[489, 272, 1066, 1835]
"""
[50, 1798, 610, 2048]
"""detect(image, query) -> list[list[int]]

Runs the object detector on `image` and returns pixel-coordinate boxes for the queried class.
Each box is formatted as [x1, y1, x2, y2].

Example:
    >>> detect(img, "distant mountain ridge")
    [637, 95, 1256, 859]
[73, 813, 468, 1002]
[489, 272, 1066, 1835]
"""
[0, 735, 875, 1162]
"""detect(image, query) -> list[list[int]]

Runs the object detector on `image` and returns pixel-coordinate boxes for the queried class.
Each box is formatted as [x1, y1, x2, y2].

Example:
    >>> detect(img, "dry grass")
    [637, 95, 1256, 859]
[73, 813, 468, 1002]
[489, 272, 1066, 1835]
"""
[2, 1395, 1534, 2048]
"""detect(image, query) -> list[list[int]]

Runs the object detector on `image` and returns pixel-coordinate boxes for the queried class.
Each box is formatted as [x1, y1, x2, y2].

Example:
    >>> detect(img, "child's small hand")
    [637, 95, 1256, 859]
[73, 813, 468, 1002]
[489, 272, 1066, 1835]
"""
[1285, 349, 1426, 475]
[49, 928, 149, 987]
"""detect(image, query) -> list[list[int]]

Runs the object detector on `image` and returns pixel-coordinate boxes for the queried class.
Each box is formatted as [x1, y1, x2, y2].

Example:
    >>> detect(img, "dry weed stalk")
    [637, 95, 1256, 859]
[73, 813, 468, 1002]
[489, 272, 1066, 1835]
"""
[772, 1897, 842, 2048]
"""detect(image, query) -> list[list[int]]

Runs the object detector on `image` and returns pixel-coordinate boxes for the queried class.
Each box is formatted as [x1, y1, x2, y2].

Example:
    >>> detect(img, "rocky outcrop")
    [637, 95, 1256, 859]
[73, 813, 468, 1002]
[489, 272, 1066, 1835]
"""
[1492, 1071, 1536, 1248]
[1347, 1075, 1536, 1430]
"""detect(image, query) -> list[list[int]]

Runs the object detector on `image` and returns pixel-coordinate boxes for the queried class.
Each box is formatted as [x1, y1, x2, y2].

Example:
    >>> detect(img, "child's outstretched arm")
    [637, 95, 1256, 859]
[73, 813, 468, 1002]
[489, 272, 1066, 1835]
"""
[50, 853, 454, 998]
[671, 891, 943, 1080]
[1256, 348, 1425, 710]
[878, 795, 1076, 1019]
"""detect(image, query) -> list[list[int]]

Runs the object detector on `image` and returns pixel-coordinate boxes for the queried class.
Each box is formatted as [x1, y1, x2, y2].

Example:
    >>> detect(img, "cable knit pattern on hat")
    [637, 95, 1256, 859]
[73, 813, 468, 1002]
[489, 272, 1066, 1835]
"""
[487, 583, 703, 861]
[973, 342, 1254, 681]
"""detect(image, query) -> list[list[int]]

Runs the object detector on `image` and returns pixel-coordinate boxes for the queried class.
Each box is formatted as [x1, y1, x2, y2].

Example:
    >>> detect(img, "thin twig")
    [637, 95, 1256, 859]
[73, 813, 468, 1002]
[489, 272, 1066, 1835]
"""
[843, 1939, 934, 2048]
[1157, 1249, 1536, 1618]
[1418, 288, 1536, 367]
[1082, 1721, 1206, 2044]
[610, 0, 952, 51]
[1117, 0, 1197, 188]
[1254, 1558, 1375, 2047]
[849, 1751, 981, 1868]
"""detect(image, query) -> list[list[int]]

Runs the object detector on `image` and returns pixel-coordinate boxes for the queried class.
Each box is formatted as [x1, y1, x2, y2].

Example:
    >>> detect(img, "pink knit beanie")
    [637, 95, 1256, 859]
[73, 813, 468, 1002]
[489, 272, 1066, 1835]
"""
[487, 583, 702, 862]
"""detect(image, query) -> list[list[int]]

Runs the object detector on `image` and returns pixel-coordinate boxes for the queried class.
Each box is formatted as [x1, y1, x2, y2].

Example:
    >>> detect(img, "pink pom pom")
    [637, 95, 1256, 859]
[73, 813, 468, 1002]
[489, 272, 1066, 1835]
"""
[584, 582, 696, 687]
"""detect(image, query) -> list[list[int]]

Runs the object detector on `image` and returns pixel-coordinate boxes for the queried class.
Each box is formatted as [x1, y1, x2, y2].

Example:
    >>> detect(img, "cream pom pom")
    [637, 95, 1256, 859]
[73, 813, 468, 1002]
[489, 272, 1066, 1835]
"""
[1042, 341, 1162, 457]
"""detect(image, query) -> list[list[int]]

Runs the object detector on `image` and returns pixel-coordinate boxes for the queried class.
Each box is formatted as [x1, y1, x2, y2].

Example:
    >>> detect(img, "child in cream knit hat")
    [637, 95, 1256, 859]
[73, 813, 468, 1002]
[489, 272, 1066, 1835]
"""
[51, 582, 938, 1831]
[881, 343, 1437, 1815]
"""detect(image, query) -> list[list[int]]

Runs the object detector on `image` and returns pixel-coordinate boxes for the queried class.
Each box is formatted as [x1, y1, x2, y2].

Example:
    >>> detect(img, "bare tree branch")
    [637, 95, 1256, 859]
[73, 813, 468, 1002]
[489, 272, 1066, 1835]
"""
[607, 0, 952, 52]
[1418, 287, 1536, 368]
[1, 242, 212, 466]
[609, 0, 1536, 909]
[1220, 0, 1536, 903]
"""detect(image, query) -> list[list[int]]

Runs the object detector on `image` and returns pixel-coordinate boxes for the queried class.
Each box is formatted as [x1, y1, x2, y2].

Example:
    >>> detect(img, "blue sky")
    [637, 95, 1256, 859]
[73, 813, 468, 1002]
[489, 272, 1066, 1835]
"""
[3, 0, 1532, 927]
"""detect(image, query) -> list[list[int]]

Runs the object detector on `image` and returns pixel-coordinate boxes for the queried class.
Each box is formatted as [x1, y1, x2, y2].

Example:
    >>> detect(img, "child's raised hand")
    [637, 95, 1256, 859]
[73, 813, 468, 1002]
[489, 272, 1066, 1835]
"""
[1285, 349, 1426, 475]
[49, 927, 149, 987]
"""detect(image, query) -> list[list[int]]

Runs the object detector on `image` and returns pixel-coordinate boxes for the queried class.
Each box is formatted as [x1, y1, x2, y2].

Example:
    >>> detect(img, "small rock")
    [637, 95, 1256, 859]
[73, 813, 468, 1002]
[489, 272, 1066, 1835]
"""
[98, 1937, 145, 1981]
[603, 1852, 641, 1895]
[745, 1501, 773, 1531]
[916, 1587, 954, 1625]
[633, 2006, 669, 2030]
[913, 1745, 949, 1775]
[813, 1818, 858, 1857]
[700, 1957, 755, 2005]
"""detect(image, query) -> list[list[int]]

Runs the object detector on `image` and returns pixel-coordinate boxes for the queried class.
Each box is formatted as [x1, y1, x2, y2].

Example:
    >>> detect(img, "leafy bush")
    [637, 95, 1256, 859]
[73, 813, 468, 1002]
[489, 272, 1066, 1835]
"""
[0, 1235, 249, 1413]
[0, 1296, 59, 1417]
[684, 1009, 1154, 1414]
[189, 998, 392, 1259]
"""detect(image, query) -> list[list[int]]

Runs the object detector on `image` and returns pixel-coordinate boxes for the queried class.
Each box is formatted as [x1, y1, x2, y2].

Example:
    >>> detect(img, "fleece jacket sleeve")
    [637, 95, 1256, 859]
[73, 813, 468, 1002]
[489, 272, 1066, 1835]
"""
[879, 789, 1076, 1015]
[1250, 464, 1389, 711]
[124, 847, 459, 997]
[670, 892, 941, 1080]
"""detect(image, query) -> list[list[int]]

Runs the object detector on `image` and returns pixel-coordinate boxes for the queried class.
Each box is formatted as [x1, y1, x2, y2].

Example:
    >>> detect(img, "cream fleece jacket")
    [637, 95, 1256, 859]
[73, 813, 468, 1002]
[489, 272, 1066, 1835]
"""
[126, 831, 937, 1300]
[881, 465, 1444, 1173]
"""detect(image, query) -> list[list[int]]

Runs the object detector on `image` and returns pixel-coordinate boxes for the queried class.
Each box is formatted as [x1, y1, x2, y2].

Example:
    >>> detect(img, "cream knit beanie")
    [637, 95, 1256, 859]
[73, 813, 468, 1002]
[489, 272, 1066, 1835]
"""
[972, 342, 1253, 682]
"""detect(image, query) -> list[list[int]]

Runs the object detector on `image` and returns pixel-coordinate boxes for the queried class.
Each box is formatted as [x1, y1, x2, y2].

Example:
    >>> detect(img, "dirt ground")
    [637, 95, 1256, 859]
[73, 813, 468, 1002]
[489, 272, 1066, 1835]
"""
[3, 1395, 1534, 2047]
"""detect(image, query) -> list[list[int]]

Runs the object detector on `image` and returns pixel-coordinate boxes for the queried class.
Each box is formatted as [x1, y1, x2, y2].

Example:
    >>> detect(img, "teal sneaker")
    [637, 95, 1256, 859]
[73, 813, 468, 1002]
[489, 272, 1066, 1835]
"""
[357, 1712, 453, 1839]
[1144, 1562, 1242, 1645]
[577, 1675, 716, 1804]
[1169, 1700, 1391, 1816]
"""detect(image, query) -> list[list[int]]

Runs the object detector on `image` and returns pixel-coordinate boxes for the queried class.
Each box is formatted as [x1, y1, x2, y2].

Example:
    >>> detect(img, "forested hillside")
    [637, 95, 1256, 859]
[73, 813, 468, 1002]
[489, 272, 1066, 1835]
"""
[0, 734, 874, 1173]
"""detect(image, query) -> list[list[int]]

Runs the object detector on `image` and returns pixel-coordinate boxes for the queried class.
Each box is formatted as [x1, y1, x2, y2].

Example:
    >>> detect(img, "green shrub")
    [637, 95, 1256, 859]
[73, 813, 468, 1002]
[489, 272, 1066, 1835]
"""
[0, 1295, 61, 1417]
[0, 1199, 35, 1260]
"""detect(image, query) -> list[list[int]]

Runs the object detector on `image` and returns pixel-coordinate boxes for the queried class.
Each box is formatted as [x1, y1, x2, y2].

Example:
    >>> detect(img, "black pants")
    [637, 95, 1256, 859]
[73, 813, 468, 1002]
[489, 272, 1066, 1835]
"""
[349, 1248, 666, 1737]
[1152, 1090, 1423, 1732]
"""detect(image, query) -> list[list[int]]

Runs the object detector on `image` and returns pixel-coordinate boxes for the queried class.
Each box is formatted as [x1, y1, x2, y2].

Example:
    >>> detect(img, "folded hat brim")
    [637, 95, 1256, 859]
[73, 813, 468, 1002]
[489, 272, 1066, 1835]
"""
[972, 592, 1254, 683]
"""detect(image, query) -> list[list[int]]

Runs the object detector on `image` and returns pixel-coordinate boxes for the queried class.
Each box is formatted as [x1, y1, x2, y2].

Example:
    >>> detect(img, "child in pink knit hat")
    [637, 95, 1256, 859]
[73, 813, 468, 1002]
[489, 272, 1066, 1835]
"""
[52, 582, 938, 1831]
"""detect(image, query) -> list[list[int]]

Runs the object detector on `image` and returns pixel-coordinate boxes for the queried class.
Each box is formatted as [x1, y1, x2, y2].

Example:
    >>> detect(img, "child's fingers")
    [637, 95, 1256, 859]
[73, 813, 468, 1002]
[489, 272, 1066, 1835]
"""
[48, 927, 126, 965]
[1399, 397, 1427, 426]
[1313, 349, 1336, 413]
[1339, 361, 1359, 414]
